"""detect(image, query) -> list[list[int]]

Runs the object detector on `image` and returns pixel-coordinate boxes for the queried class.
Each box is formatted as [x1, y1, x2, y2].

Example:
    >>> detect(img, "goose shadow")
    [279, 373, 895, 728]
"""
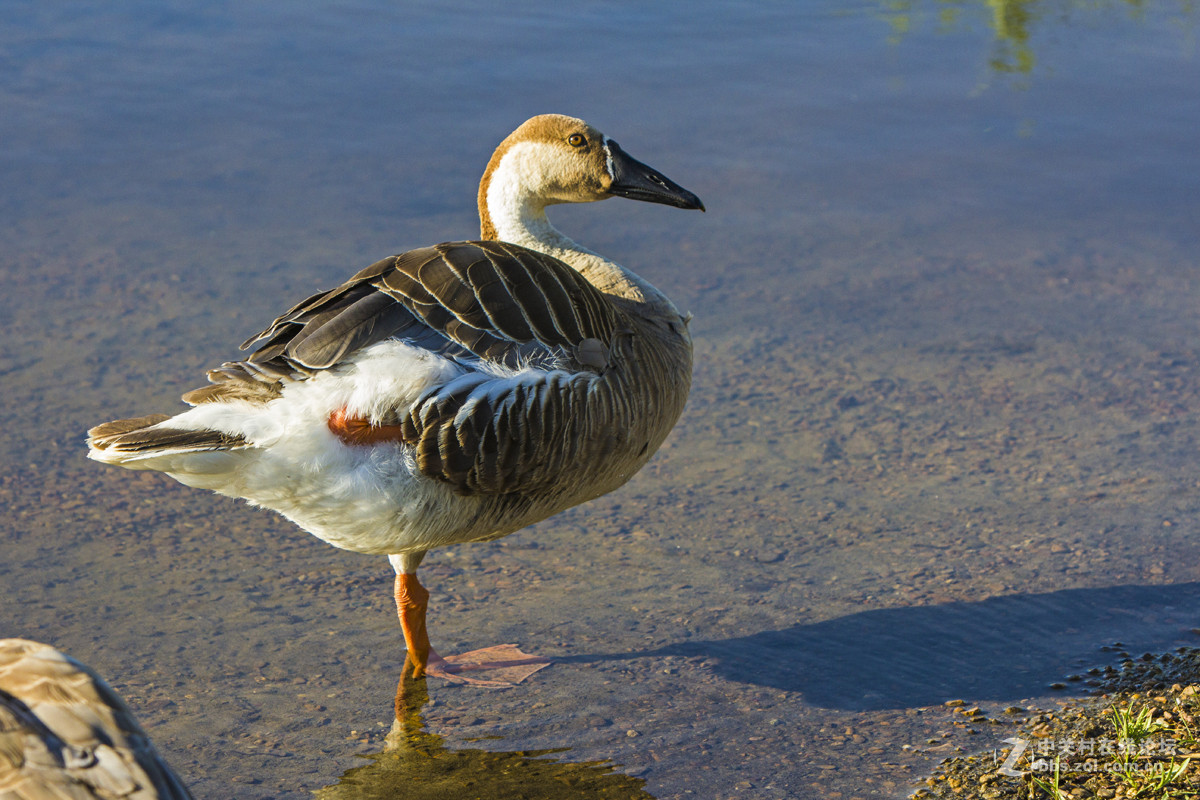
[561, 582, 1200, 711]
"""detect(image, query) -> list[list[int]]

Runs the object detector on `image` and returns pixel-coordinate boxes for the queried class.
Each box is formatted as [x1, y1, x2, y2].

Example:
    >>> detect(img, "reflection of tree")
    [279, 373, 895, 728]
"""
[313, 675, 656, 800]
[879, 0, 1194, 78]
[986, 0, 1037, 74]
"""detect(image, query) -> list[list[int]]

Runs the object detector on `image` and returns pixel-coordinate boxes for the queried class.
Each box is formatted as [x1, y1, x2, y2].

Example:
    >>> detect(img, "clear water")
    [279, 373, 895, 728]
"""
[2, 1, 1199, 798]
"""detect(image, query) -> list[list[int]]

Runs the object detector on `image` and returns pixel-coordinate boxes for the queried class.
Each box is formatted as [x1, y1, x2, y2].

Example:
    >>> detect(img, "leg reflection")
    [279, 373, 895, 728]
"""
[389, 670, 440, 755]
[314, 669, 655, 798]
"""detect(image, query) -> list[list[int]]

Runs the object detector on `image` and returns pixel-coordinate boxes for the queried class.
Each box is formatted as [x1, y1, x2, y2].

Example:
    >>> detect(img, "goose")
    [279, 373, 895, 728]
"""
[0, 638, 193, 799]
[87, 114, 704, 686]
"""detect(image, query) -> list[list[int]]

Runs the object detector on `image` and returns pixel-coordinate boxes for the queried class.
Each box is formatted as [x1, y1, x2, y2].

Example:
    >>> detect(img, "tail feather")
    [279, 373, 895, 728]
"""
[87, 414, 171, 442]
[87, 414, 247, 456]
[179, 361, 288, 406]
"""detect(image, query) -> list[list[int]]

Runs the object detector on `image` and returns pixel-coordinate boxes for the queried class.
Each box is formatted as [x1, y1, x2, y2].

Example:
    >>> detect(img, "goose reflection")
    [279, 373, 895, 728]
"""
[313, 674, 655, 799]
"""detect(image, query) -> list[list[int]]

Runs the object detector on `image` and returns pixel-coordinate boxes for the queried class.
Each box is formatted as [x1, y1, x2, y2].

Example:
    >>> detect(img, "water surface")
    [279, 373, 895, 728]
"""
[2, 2, 1199, 798]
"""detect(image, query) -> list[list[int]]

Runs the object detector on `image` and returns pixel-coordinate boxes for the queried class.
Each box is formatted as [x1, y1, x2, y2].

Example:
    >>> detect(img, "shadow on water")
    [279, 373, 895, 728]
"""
[568, 583, 1200, 711]
[314, 675, 655, 800]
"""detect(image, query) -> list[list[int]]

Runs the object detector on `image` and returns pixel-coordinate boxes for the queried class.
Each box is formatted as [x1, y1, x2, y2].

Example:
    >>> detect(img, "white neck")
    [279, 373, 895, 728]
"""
[482, 144, 673, 309]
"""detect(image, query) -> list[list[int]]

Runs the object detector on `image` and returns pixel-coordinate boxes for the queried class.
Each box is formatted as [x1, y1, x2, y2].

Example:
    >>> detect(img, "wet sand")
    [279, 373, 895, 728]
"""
[6, 215, 1200, 798]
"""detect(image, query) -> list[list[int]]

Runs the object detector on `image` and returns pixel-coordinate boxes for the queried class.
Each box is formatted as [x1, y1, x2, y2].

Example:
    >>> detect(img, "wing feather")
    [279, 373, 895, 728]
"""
[189, 240, 624, 494]
[0, 639, 194, 800]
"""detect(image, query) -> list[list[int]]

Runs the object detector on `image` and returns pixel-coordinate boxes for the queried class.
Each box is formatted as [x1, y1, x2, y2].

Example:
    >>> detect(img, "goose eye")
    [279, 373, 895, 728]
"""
[567, 133, 587, 148]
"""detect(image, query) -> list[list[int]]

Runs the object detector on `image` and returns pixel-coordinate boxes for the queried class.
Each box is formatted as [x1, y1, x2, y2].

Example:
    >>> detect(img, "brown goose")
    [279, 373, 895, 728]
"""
[87, 114, 704, 685]
[0, 639, 192, 799]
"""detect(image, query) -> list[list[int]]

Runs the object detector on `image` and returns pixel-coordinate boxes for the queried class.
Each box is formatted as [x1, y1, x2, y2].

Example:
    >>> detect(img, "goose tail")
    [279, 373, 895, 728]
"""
[87, 413, 249, 469]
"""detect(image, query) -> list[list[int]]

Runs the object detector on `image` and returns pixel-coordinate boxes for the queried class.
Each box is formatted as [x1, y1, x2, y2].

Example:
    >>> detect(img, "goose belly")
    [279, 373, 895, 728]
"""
[176, 434, 479, 555]
[162, 341, 482, 554]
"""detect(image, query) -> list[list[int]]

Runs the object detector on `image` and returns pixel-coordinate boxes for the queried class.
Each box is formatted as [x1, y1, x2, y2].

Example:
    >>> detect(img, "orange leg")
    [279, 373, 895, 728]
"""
[328, 406, 407, 446]
[394, 572, 434, 679]
[392, 570, 551, 687]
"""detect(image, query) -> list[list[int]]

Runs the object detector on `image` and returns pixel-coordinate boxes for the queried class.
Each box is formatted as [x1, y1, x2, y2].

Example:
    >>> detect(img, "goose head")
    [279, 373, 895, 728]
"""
[479, 114, 704, 242]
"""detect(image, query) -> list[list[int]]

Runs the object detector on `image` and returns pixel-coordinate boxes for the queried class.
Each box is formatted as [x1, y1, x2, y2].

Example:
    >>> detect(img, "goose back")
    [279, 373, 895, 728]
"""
[185, 240, 692, 506]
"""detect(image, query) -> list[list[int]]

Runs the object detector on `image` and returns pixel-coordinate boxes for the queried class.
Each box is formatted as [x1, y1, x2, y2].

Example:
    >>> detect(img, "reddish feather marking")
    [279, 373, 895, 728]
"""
[327, 406, 408, 446]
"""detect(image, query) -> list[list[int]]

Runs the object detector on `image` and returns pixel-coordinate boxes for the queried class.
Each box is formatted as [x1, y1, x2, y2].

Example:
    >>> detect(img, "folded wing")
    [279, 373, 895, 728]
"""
[200, 240, 624, 495]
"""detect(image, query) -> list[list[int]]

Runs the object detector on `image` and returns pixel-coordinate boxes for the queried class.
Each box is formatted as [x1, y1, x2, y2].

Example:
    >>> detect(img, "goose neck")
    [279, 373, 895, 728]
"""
[479, 155, 669, 310]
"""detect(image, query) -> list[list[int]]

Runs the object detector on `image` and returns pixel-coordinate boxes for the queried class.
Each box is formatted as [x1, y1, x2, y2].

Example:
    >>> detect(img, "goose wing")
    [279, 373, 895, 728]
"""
[212, 241, 624, 495]
[242, 240, 618, 371]
[0, 639, 194, 800]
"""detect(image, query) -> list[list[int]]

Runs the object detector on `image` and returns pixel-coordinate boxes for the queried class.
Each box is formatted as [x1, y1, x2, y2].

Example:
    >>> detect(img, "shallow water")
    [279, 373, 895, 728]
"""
[3, 1, 1200, 798]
